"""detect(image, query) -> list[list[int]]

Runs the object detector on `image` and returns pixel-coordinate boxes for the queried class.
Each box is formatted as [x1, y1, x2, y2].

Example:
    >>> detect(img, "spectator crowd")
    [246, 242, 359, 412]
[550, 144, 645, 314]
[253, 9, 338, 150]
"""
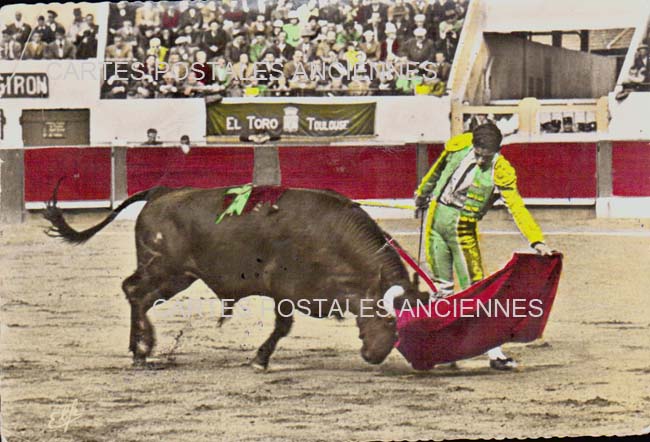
[1, 7, 98, 60]
[102, 0, 469, 99]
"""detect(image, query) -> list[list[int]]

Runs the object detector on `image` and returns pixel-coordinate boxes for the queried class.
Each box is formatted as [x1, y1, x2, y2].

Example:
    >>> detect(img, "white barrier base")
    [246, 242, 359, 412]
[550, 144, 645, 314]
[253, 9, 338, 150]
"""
[596, 197, 650, 219]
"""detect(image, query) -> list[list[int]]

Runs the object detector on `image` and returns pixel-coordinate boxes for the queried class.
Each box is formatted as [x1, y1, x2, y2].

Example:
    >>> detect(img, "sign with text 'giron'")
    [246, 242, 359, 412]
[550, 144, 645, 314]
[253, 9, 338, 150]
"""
[206, 102, 376, 137]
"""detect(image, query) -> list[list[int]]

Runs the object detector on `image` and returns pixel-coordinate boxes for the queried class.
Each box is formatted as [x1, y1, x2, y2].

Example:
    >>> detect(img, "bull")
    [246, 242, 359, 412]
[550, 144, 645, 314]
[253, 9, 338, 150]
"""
[44, 184, 427, 369]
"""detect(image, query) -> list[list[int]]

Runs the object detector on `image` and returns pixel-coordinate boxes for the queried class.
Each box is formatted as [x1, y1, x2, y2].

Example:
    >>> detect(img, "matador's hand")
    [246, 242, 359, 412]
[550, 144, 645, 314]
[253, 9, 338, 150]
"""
[415, 195, 429, 210]
[533, 242, 557, 256]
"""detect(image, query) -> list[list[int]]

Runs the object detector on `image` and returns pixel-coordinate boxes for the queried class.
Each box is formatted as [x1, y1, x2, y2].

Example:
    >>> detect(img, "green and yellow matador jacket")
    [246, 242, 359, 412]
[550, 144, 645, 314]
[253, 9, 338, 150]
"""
[416, 132, 545, 247]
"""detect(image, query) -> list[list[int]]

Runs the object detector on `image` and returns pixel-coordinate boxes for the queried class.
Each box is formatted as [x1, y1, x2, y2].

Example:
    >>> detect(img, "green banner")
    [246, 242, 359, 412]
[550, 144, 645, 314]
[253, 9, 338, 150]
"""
[206, 102, 375, 137]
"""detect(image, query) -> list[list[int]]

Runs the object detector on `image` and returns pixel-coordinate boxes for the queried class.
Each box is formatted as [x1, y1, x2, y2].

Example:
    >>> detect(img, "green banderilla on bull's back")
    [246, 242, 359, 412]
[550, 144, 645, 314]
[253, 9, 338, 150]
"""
[215, 184, 253, 224]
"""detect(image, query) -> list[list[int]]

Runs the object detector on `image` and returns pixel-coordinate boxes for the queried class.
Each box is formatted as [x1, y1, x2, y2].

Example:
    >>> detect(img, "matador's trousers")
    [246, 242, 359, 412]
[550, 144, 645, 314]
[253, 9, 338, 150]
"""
[425, 203, 484, 296]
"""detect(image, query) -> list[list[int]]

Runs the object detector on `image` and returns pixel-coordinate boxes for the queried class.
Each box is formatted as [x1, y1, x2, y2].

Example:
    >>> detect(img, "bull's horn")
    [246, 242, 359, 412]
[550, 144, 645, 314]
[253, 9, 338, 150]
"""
[382, 285, 405, 316]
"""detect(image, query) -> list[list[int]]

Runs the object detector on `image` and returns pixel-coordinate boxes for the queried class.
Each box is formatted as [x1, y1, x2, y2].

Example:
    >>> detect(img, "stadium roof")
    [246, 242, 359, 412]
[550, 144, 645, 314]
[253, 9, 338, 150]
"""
[483, 0, 650, 32]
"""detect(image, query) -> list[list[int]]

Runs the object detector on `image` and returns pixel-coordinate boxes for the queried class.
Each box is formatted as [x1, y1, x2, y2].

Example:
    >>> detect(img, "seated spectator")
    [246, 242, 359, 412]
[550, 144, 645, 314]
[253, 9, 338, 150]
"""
[360, 30, 381, 62]
[284, 50, 313, 88]
[223, 0, 247, 24]
[24, 32, 46, 60]
[628, 44, 649, 83]
[381, 22, 400, 61]
[297, 30, 316, 60]
[106, 34, 133, 60]
[319, 0, 341, 23]
[161, 5, 180, 31]
[130, 73, 158, 98]
[5, 11, 31, 45]
[232, 53, 254, 81]
[142, 128, 162, 145]
[316, 30, 337, 58]
[402, 27, 434, 63]
[212, 56, 232, 89]
[135, 1, 161, 31]
[0, 30, 22, 60]
[264, 30, 294, 62]
[431, 50, 451, 82]
[116, 20, 139, 51]
[67, 8, 85, 42]
[413, 14, 432, 40]
[109, 1, 135, 43]
[177, 25, 203, 49]
[172, 35, 198, 63]
[102, 74, 129, 99]
[268, 75, 291, 96]
[158, 72, 182, 98]
[439, 10, 463, 41]
[182, 71, 205, 97]
[45, 30, 76, 59]
[145, 37, 167, 63]
[75, 15, 99, 59]
[336, 21, 360, 49]
[167, 52, 189, 80]
[270, 19, 284, 40]
[249, 32, 269, 62]
[193, 50, 213, 84]
[283, 11, 301, 47]
[228, 77, 245, 97]
[159, 28, 175, 50]
[44, 10, 65, 44]
[436, 29, 458, 62]
[203, 20, 228, 59]
[226, 33, 249, 62]
[33, 15, 49, 40]
[249, 14, 270, 39]
[179, 5, 203, 30]
[388, 0, 411, 24]
[201, 1, 219, 26]
[359, 0, 388, 26]
[364, 12, 386, 42]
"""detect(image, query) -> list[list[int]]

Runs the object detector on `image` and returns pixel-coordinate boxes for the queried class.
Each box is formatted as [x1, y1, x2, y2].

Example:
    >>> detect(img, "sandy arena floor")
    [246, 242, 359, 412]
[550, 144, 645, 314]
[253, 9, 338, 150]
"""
[1, 209, 649, 441]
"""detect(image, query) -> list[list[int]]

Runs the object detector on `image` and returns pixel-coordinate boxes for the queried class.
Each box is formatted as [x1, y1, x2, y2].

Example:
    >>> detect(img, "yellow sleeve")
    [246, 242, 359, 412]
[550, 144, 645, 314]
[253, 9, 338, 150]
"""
[416, 133, 474, 197]
[494, 157, 545, 246]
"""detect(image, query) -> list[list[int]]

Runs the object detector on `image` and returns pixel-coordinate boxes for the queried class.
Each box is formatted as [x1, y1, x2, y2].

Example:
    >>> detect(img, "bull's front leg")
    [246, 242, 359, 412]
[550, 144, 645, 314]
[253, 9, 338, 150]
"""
[122, 271, 196, 365]
[251, 305, 294, 371]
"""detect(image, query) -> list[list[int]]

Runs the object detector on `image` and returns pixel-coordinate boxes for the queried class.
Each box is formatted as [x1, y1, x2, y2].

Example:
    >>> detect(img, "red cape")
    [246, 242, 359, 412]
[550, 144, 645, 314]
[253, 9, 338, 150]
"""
[395, 253, 563, 370]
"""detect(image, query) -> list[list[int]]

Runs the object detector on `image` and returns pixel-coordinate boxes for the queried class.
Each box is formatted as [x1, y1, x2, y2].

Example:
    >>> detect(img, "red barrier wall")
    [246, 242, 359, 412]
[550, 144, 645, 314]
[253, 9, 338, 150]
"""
[501, 143, 597, 198]
[612, 141, 650, 197]
[126, 147, 254, 194]
[278, 145, 417, 199]
[24, 147, 111, 202]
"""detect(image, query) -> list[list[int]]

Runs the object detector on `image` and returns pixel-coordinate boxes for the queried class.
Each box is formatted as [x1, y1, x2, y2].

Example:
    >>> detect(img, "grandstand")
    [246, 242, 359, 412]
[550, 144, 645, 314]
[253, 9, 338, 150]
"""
[1, 0, 650, 222]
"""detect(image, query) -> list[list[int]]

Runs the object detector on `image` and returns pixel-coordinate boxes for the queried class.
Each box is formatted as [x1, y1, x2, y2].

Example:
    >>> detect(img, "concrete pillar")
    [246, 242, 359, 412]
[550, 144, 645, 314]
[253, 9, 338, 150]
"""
[595, 140, 613, 218]
[253, 145, 281, 186]
[0, 149, 25, 224]
[111, 146, 128, 206]
[596, 140, 613, 198]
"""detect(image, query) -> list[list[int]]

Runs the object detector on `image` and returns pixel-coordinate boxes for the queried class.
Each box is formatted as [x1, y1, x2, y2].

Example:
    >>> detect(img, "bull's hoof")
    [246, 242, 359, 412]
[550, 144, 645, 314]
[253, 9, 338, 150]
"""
[251, 361, 268, 371]
[251, 354, 269, 371]
[132, 355, 147, 367]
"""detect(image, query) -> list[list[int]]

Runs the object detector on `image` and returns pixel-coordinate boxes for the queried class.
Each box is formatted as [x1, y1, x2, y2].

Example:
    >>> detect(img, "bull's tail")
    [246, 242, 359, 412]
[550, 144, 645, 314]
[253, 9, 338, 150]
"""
[44, 178, 157, 245]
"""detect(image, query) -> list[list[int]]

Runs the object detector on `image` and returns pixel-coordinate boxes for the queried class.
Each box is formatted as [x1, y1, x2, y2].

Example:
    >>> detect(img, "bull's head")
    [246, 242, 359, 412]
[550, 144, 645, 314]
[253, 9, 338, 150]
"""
[357, 268, 429, 364]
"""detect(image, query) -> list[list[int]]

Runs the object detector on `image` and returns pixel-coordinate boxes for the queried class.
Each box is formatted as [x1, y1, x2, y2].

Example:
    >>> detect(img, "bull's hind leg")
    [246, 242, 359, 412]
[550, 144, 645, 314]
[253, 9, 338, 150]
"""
[251, 304, 294, 370]
[123, 270, 196, 364]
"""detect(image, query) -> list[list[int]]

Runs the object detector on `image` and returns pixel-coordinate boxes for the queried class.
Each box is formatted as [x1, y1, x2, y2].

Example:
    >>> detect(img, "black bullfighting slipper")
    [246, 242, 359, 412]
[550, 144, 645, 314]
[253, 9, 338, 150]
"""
[489, 357, 517, 371]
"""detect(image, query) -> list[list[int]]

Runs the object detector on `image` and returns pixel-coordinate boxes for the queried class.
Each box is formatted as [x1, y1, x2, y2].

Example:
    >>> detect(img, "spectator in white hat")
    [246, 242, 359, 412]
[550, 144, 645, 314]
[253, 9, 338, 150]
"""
[401, 26, 434, 63]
